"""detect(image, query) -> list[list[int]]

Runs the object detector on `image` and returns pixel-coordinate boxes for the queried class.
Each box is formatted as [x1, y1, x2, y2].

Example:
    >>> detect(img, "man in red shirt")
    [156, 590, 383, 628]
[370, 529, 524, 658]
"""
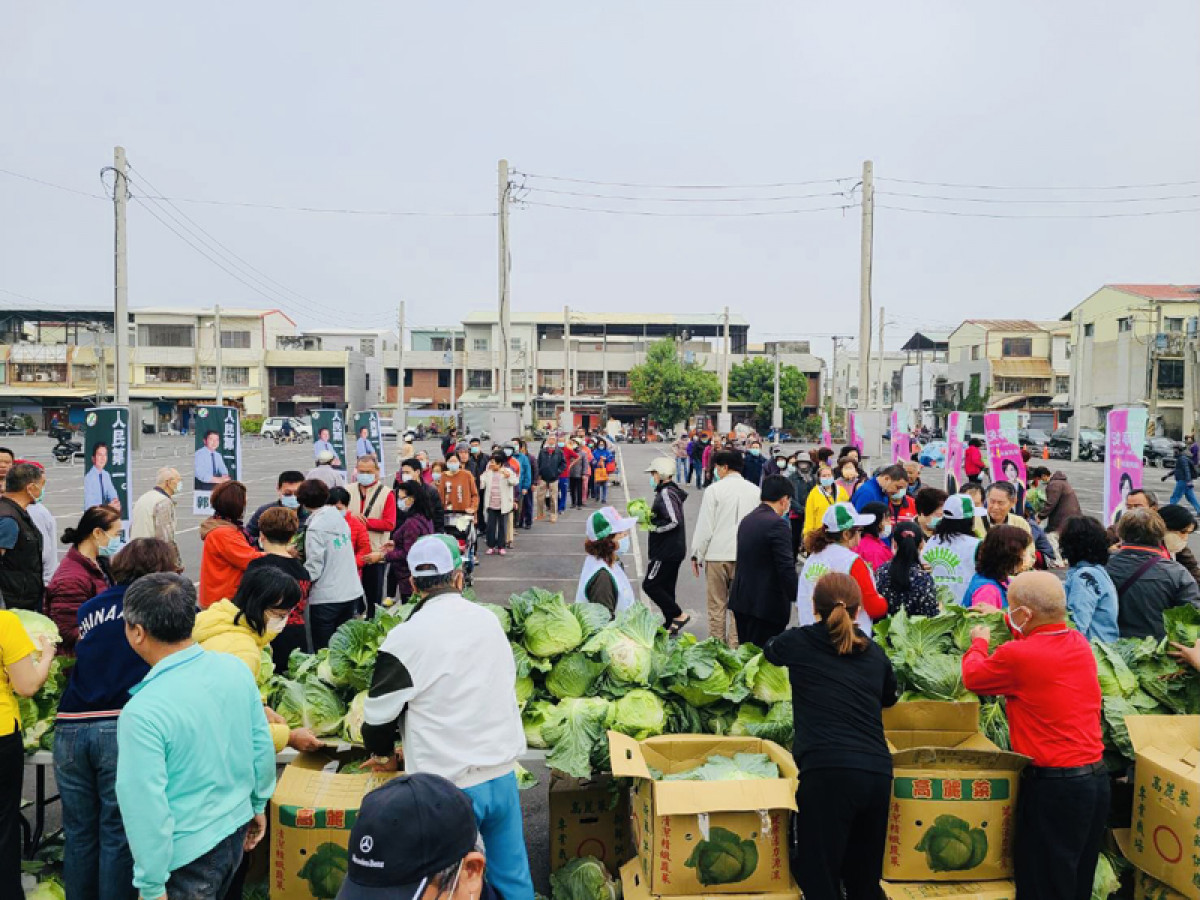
[961, 571, 1108, 900]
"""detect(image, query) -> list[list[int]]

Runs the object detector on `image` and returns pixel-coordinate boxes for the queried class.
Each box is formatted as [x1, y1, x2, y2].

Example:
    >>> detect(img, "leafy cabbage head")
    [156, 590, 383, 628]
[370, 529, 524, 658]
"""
[546, 652, 606, 700]
[612, 688, 666, 740]
[341, 691, 367, 744]
[668, 638, 747, 708]
[543, 697, 614, 779]
[297, 841, 348, 898]
[914, 814, 988, 872]
[684, 825, 759, 885]
[274, 677, 347, 736]
[582, 603, 659, 685]
[521, 700, 563, 749]
[522, 594, 584, 658]
[549, 856, 619, 900]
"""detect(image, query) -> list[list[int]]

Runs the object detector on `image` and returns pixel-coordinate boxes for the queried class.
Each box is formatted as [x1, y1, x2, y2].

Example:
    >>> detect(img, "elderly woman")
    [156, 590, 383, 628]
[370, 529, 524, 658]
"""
[576, 507, 639, 613]
[1106, 508, 1200, 639]
[198, 481, 263, 609]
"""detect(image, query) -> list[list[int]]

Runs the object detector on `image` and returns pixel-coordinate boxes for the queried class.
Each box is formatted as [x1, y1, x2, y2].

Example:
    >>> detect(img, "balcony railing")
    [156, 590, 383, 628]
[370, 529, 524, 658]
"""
[1154, 332, 1188, 355]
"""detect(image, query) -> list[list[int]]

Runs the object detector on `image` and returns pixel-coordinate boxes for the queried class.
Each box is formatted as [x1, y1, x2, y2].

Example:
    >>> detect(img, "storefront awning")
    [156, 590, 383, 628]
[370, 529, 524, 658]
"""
[987, 394, 1028, 410]
[991, 359, 1053, 379]
[1050, 393, 1071, 407]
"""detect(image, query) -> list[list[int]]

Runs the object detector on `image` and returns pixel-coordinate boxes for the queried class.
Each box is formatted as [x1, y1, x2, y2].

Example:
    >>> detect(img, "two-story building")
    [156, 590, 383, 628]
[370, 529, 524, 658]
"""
[833, 352, 908, 411]
[296, 327, 398, 408]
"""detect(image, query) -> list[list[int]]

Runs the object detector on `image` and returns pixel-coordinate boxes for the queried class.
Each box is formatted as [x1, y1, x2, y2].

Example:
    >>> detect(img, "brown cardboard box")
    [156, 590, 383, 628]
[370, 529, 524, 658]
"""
[882, 702, 1030, 883]
[549, 772, 633, 877]
[879, 880, 1017, 900]
[620, 859, 800, 900]
[1114, 830, 1193, 900]
[608, 732, 798, 896]
[1118, 715, 1200, 900]
[269, 749, 399, 899]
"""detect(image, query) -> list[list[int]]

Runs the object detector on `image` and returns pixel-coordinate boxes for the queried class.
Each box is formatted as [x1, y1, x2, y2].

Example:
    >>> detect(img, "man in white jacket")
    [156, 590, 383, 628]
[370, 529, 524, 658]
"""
[689, 448, 763, 647]
[363, 534, 532, 900]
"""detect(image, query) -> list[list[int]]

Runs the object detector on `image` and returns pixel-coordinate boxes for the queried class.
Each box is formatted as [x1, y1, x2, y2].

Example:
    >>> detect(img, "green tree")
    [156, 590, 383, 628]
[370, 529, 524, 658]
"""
[728, 357, 809, 431]
[628, 339, 720, 427]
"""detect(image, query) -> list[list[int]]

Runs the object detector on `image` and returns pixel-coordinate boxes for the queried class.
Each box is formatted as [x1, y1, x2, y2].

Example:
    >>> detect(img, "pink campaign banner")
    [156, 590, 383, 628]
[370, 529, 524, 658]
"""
[984, 411, 1026, 487]
[890, 408, 911, 464]
[945, 411, 967, 493]
[820, 411, 832, 449]
[848, 411, 863, 455]
[1104, 407, 1148, 525]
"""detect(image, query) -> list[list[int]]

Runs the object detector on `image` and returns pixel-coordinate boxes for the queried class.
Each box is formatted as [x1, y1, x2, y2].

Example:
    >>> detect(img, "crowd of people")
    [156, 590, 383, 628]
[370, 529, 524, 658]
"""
[1, 430, 1199, 899]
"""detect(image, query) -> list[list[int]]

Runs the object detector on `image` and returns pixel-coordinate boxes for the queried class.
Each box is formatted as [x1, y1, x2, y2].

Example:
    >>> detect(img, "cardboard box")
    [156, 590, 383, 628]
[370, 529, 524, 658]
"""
[608, 732, 798, 896]
[882, 702, 1031, 882]
[549, 772, 633, 877]
[1123, 717, 1200, 900]
[879, 880, 1017, 900]
[620, 859, 800, 900]
[1114, 830, 1194, 900]
[269, 749, 399, 899]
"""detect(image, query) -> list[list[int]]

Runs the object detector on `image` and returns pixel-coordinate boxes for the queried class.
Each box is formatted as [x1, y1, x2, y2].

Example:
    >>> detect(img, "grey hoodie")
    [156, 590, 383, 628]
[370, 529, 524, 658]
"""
[303, 505, 362, 606]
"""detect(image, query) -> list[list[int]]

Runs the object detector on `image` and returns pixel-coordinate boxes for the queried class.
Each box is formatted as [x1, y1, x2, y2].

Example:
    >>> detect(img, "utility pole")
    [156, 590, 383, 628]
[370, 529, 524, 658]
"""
[876, 305, 885, 410]
[498, 159, 512, 411]
[831, 337, 841, 424]
[397, 300, 407, 432]
[857, 160, 874, 414]
[214, 304, 223, 405]
[447, 347, 456, 424]
[1147, 302, 1163, 437]
[1070, 313, 1085, 461]
[718, 306, 731, 433]
[917, 350, 925, 429]
[113, 146, 129, 406]
[771, 345, 782, 434]
[562, 306, 572, 431]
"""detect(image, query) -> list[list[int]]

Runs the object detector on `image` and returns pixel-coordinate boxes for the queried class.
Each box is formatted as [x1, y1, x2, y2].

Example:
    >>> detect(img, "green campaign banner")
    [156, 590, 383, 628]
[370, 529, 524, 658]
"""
[352, 411, 385, 477]
[310, 409, 346, 469]
[83, 407, 132, 534]
[192, 405, 242, 515]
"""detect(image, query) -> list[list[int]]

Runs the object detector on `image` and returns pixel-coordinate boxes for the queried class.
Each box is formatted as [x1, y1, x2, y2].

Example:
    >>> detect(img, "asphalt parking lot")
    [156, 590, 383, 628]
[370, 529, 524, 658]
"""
[9, 431, 1174, 891]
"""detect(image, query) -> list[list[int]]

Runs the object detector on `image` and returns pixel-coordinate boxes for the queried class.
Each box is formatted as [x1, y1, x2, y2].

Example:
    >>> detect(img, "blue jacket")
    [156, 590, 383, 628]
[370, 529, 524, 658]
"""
[592, 448, 613, 474]
[1064, 562, 1119, 642]
[57, 584, 149, 720]
[1172, 453, 1196, 484]
[852, 476, 889, 512]
[961, 573, 1007, 609]
[517, 453, 532, 491]
[116, 644, 276, 899]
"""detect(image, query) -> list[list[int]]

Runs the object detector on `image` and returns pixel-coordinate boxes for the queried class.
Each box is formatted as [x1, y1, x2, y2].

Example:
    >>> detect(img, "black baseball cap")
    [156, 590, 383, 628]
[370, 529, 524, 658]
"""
[337, 773, 478, 900]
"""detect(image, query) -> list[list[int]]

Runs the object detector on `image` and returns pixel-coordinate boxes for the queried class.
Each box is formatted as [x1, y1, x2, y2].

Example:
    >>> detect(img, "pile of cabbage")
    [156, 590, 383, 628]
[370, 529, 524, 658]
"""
[12, 610, 71, 755]
[499, 588, 794, 780]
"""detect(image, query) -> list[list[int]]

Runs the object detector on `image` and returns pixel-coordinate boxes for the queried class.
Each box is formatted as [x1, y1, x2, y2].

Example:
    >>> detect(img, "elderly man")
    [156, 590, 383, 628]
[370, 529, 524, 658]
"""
[962, 572, 1107, 900]
[0, 462, 47, 611]
[348, 455, 396, 615]
[1106, 508, 1200, 639]
[307, 450, 347, 489]
[131, 467, 182, 561]
[851, 463, 909, 512]
[363, 535, 532, 900]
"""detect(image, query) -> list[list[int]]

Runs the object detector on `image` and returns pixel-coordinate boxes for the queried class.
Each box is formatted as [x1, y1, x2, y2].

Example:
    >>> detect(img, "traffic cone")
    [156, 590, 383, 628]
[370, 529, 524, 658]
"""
[1042, 446, 1049, 460]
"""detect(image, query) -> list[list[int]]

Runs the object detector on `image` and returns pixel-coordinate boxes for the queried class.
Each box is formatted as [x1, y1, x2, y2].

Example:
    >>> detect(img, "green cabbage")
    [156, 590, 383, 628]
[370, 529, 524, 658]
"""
[611, 688, 666, 740]
[522, 593, 584, 659]
[274, 677, 348, 736]
[661, 752, 780, 782]
[571, 602, 613, 640]
[341, 691, 367, 744]
[327, 619, 384, 692]
[1091, 852, 1121, 900]
[1164, 604, 1200, 646]
[25, 877, 66, 900]
[522, 700, 564, 749]
[583, 604, 659, 685]
[915, 814, 988, 872]
[297, 841, 348, 898]
[549, 856, 619, 900]
[12, 609, 61, 659]
[477, 602, 512, 634]
[668, 638, 748, 708]
[546, 652, 606, 700]
[683, 825, 759, 885]
[740, 649, 790, 705]
[543, 697, 614, 778]
[1093, 641, 1138, 697]
[627, 498, 652, 531]
[515, 674, 534, 708]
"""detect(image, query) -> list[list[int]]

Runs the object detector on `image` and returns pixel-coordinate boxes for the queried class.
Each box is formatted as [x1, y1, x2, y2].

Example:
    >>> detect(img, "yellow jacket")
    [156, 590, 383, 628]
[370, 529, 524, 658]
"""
[804, 484, 850, 534]
[193, 599, 289, 752]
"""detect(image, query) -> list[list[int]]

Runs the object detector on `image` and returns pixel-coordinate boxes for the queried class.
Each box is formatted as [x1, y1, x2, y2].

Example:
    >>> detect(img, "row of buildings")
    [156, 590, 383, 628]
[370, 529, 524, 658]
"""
[0, 306, 824, 433]
[831, 284, 1200, 439]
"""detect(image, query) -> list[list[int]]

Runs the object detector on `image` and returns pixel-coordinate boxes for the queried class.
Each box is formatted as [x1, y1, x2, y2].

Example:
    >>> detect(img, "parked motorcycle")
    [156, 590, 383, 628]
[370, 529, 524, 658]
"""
[50, 426, 82, 463]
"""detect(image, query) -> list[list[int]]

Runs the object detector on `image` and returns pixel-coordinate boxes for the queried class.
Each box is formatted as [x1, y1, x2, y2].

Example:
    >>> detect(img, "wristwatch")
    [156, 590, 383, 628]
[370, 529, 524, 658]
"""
[371, 753, 393, 766]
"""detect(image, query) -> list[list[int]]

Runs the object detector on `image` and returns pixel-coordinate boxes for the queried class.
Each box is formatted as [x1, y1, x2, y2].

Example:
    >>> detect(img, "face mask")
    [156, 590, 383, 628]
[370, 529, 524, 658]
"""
[401, 473, 415, 483]
[504, 448, 514, 456]
[892, 490, 907, 502]
[265, 616, 288, 635]
[281, 495, 300, 509]
[650, 475, 658, 490]
[783, 465, 794, 475]
[447, 462, 460, 473]
[712, 470, 722, 482]
[356, 473, 376, 487]
[750, 448, 761, 456]
[926, 516, 943, 531]
[1165, 532, 1189, 553]
[432, 471, 442, 482]
[471, 446, 481, 454]
[1007, 606, 1032, 638]
[100, 535, 124, 557]
[880, 524, 893, 539]
[617, 535, 631, 554]
[820, 476, 834, 487]
[402, 497, 414, 510]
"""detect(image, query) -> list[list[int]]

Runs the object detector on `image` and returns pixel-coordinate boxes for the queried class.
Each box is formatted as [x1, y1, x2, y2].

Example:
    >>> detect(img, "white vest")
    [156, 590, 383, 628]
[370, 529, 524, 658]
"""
[575, 554, 636, 613]
[921, 534, 980, 606]
[796, 543, 873, 634]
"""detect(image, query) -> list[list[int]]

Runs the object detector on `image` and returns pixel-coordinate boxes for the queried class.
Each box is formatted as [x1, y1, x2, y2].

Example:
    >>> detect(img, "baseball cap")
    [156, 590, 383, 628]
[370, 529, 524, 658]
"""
[317, 450, 336, 464]
[943, 494, 983, 520]
[337, 773, 478, 900]
[822, 502, 876, 533]
[586, 506, 639, 541]
[407, 534, 463, 576]
[645, 457, 674, 478]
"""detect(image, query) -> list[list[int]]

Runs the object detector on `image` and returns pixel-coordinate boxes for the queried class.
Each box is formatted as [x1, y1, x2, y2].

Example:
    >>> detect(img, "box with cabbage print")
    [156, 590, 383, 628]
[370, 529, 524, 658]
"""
[608, 732, 798, 896]
[270, 749, 399, 899]
[882, 702, 1030, 882]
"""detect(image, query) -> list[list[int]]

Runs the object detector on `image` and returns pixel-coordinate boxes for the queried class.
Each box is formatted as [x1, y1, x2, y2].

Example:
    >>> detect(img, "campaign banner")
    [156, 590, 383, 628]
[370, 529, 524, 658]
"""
[984, 411, 1026, 487]
[890, 407, 911, 464]
[820, 411, 832, 449]
[352, 411, 385, 477]
[848, 411, 864, 455]
[192, 406, 242, 515]
[945, 411, 967, 493]
[83, 407, 132, 534]
[1105, 407, 1148, 525]
[310, 409, 347, 469]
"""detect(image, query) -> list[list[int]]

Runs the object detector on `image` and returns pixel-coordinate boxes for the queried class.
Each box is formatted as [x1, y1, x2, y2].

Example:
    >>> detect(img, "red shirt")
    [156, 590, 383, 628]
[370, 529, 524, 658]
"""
[965, 445, 986, 476]
[961, 623, 1104, 767]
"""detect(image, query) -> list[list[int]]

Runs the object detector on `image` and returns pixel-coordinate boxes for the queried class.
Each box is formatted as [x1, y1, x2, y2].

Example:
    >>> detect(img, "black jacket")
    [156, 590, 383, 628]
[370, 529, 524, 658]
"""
[537, 447, 566, 482]
[0, 497, 45, 612]
[728, 504, 798, 626]
[466, 452, 489, 481]
[648, 481, 688, 561]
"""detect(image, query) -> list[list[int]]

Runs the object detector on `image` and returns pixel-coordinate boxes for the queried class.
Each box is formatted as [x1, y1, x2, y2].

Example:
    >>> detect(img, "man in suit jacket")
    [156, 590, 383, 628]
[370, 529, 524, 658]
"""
[728, 474, 799, 648]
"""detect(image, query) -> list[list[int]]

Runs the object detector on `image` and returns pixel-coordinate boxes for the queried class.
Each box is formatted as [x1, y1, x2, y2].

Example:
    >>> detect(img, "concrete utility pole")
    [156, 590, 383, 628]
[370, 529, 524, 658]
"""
[498, 159, 512, 410]
[858, 160, 874, 414]
[397, 300, 407, 432]
[917, 350, 925, 429]
[876, 305, 885, 410]
[718, 306, 731, 433]
[562, 306, 572, 431]
[447, 344, 456, 423]
[214, 304, 223, 405]
[831, 337, 841, 421]
[1147, 302, 1163, 437]
[1070, 313, 1085, 461]
[771, 345, 782, 433]
[113, 146, 129, 406]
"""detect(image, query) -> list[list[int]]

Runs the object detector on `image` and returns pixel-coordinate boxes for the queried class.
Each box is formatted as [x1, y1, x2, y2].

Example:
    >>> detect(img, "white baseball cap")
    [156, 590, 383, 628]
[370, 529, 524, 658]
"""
[586, 506, 639, 541]
[943, 494, 984, 520]
[407, 534, 463, 576]
[822, 502, 876, 533]
[316, 449, 336, 464]
[645, 457, 674, 478]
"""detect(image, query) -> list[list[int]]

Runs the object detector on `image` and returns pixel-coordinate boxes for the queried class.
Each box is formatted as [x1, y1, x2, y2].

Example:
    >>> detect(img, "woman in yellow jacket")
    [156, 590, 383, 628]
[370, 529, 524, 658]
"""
[804, 464, 850, 535]
[193, 566, 323, 753]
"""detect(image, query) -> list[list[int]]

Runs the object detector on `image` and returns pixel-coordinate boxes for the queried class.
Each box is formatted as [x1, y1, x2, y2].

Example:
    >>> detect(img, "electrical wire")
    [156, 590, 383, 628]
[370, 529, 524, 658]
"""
[0, 167, 106, 200]
[520, 185, 853, 204]
[876, 203, 1200, 219]
[513, 170, 856, 190]
[519, 199, 853, 217]
[134, 194, 496, 217]
[878, 176, 1200, 191]
[877, 190, 1200, 205]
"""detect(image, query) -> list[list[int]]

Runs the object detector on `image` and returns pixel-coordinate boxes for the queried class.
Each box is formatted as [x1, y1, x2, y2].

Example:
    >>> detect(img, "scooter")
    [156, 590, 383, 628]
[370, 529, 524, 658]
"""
[50, 427, 82, 463]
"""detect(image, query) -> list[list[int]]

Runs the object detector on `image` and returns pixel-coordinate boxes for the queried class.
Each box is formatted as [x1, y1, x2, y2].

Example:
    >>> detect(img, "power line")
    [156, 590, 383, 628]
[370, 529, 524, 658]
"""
[876, 203, 1200, 219]
[513, 169, 856, 190]
[877, 189, 1200, 205]
[519, 199, 854, 217]
[521, 185, 852, 203]
[878, 176, 1200, 191]
[0, 167, 106, 200]
[134, 194, 495, 217]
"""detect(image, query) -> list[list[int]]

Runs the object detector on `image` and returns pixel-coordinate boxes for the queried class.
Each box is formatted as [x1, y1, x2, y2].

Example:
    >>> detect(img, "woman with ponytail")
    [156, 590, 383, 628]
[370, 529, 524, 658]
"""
[45, 506, 121, 649]
[765, 572, 898, 900]
[876, 521, 940, 616]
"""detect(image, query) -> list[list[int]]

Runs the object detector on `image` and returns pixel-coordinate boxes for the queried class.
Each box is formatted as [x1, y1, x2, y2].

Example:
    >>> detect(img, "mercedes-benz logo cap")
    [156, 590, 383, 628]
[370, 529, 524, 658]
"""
[337, 773, 478, 900]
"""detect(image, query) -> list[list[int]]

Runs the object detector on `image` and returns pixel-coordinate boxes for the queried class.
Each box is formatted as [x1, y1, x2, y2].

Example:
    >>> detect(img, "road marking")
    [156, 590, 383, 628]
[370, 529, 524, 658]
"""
[472, 576, 577, 583]
[615, 443, 645, 585]
[177, 526, 201, 535]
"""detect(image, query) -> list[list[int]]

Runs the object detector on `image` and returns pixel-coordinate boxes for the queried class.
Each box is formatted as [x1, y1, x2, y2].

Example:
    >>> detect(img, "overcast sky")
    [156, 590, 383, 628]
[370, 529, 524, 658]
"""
[3, 2, 1198, 364]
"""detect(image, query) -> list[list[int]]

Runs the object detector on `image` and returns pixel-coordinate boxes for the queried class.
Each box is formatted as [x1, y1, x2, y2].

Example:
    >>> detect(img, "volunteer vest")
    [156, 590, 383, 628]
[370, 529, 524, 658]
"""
[350, 481, 391, 552]
[0, 497, 45, 611]
[922, 534, 980, 606]
[575, 554, 636, 613]
[795, 543, 872, 633]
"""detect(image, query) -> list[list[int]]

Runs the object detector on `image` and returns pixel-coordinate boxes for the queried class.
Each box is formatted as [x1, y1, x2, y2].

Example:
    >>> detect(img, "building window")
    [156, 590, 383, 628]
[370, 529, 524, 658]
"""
[321, 368, 346, 388]
[360, 338, 376, 357]
[970, 345, 980, 361]
[365, 373, 371, 391]
[1164, 317, 1184, 333]
[468, 370, 492, 390]
[1159, 359, 1185, 389]
[510, 337, 523, 352]
[138, 324, 194, 347]
[220, 330, 251, 349]
[1083, 323, 1094, 337]
[1055, 375, 1070, 394]
[607, 371, 628, 391]
[577, 370, 604, 392]
[431, 337, 450, 352]
[72, 364, 98, 382]
[200, 366, 249, 386]
[437, 370, 451, 388]
[472, 338, 489, 352]
[144, 366, 192, 384]
[1118, 317, 1132, 333]
[968, 373, 981, 397]
[1001, 337, 1033, 357]
[272, 368, 295, 387]
[539, 370, 564, 392]
[403, 370, 413, 387]
[16, 363, 68, 383]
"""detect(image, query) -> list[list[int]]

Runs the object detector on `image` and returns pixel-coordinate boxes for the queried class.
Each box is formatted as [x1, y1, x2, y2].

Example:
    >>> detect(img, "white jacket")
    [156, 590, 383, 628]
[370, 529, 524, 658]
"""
[689, 471, 762, 563]
[479, 467, 518, 515]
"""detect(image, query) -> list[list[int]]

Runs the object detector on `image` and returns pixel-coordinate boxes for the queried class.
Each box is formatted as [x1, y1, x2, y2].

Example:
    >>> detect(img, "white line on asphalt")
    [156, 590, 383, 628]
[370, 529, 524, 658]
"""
[473, 576, 577, 583]
[615, 443, 645, 584]
[177, 526, 201, 535]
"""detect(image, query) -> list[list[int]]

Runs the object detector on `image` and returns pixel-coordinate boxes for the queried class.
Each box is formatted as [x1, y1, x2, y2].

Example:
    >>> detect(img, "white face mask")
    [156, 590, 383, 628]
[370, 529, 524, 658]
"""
[1165, 532, 1189, 553]
[265, 616, 288, 635]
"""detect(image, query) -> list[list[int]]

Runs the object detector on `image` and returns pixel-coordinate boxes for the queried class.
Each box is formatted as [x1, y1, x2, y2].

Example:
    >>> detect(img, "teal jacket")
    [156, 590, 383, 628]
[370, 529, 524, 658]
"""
[116, 644, 276, 899]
